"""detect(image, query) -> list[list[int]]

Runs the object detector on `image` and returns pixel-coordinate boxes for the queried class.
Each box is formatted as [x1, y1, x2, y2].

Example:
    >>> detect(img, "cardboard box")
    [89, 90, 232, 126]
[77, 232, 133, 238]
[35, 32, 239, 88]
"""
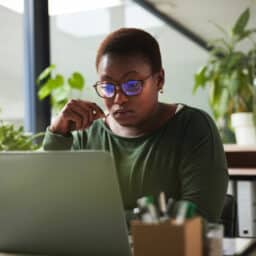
[131, 217, 203, 256]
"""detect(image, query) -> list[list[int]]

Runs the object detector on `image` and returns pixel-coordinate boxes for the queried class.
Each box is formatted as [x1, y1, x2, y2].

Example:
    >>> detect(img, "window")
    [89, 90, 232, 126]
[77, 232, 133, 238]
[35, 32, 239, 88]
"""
[0, 1, 24, 126]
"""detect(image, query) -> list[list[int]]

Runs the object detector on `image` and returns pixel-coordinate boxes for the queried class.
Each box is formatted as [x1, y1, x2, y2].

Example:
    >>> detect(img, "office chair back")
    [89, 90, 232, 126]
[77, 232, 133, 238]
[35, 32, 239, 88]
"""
[220, 194, 237, 237]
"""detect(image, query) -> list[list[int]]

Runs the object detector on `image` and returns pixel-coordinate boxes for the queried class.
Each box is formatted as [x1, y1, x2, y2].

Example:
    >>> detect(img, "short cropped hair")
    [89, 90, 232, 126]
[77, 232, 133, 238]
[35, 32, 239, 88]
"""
[96, 28, 162, 73]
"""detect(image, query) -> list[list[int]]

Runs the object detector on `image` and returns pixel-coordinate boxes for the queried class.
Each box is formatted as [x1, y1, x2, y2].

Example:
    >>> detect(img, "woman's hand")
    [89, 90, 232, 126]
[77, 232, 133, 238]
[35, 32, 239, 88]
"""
[49, 99, 105, 135]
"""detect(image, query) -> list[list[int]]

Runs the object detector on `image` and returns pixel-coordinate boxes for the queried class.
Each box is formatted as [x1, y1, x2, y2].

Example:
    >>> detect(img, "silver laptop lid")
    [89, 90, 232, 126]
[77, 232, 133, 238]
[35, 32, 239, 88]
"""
[0, 151, 131, 256]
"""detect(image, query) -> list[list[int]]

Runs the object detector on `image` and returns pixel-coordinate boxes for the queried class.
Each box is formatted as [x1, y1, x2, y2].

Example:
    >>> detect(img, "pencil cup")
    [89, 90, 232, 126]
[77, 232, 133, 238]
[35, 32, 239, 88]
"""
[131, 217, 203, 256]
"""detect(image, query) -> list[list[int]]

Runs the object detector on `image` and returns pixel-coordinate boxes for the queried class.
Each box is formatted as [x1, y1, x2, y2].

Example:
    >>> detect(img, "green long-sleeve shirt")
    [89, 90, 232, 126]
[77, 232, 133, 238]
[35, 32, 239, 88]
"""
[43, 105, 228, 222]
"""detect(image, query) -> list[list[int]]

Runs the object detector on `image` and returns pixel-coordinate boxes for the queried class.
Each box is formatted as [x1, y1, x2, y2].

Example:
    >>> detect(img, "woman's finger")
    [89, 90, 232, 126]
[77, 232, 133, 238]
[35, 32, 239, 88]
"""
[62, 107, 83, 131]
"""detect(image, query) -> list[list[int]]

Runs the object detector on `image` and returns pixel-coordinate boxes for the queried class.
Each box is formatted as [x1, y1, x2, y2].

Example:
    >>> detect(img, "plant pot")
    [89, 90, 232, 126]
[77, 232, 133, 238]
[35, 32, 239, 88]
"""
[231, 112, 256, 145]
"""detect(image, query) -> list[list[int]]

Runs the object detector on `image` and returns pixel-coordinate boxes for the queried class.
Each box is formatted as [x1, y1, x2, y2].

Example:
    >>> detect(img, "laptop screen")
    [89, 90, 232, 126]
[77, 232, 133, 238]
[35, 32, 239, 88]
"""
[0, 150, 131, 255]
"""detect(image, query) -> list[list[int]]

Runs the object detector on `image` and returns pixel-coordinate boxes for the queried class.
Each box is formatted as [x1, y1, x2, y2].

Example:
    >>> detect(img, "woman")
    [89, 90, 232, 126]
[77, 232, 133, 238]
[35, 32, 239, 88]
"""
[43, 28, 228, 222]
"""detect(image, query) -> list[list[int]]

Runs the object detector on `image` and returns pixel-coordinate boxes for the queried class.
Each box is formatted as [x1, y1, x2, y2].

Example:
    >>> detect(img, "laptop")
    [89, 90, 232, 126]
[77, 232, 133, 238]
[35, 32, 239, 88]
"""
[0, 151, 131, 256]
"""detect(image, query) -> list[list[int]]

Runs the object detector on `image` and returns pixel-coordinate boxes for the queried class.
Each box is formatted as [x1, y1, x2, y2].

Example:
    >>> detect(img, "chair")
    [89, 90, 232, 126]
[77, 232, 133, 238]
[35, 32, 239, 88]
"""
[220, 194, 237, 237]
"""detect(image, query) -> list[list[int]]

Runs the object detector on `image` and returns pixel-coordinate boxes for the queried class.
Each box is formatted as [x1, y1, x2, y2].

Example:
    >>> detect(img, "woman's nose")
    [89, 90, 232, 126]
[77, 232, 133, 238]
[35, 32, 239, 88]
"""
[113, 88, 129, 104]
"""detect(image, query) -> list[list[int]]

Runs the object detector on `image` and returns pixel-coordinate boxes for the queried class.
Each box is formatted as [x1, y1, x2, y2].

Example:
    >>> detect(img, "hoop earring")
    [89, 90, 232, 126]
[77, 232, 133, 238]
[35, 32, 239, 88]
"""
[159, 88, 164, 94]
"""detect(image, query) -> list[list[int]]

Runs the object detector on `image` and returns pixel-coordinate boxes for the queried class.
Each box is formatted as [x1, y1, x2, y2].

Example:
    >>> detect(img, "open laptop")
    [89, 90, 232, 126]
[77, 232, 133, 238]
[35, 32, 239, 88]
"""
[0, 150, 131, 255]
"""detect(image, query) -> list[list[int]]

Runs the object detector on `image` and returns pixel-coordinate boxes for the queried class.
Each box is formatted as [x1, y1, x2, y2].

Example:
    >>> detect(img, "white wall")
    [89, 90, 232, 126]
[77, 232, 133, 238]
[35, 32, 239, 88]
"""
[156, 26, 210, 111]
[0, 6, 24, 125]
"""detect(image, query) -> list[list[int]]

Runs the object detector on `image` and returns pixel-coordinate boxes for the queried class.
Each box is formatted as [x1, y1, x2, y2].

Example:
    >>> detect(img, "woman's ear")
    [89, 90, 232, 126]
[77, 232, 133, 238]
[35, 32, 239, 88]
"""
[156, 69, 165, 92]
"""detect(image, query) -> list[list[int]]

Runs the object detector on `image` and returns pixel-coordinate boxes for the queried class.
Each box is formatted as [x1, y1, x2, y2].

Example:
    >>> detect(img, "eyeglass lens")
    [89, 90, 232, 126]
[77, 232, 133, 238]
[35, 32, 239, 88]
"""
[97, 80, 143, 98]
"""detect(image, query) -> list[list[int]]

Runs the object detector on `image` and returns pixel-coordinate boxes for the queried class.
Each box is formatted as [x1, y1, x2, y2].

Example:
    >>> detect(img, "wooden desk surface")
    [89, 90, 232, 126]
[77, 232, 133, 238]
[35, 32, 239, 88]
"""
[229, 168, 256, 176]
[224, 144, 256, 152]
[224, 145, 256, 175]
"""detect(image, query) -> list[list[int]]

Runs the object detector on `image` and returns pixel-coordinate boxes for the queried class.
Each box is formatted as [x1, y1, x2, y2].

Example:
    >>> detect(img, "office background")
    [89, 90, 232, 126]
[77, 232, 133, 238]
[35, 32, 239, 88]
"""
[0, 0, 211, 129]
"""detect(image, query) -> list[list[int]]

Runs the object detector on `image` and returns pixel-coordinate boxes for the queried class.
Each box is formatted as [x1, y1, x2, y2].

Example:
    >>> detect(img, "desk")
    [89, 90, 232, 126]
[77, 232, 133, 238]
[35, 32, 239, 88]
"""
[225, 144, 256, 180]
[0, 238, 254, 256]
[228, 168, 256, 180]
[224, 145, 256, 237]
[223, 237, 256, 255]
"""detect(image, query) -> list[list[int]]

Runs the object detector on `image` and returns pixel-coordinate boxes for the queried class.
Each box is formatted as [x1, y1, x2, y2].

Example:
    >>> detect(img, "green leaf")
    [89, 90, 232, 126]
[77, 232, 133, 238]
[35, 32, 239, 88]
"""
[232, 8, 250, 36]
[51, 96, 68, 111]
[218, 89, 230, 117]
[52, 74, 64, 88]
[209, 78, 222, 107]
[55, 99, 68, 111]
[38, 86, 51, 100]
[193, 66, 207, 93]
[236, 29, 256, 42]
[224, 52, 244, 71]
[37, 80, 55, 100]
[227, 72, 240, 96]
[36, 64, 56, 84]
[239, 75, 254, 111]
[37, 75, 64, 100]
[209, 45, 229, 57]
[68, 72, 85, 90]
[53, 86, 70, 102]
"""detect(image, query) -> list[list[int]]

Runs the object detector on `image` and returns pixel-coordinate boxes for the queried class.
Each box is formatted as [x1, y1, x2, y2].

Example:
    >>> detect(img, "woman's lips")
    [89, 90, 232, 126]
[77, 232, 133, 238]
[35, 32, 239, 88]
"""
[113, 109, 134, 117]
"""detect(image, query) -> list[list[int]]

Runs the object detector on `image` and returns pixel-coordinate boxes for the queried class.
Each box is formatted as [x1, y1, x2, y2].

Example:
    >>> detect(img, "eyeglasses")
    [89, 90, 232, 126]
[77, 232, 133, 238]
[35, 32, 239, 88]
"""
[93, 74, 152, 99]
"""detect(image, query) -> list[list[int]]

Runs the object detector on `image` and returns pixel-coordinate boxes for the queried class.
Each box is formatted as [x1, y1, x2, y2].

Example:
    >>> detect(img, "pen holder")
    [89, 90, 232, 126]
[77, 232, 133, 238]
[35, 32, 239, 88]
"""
[131, 217, 203, 256]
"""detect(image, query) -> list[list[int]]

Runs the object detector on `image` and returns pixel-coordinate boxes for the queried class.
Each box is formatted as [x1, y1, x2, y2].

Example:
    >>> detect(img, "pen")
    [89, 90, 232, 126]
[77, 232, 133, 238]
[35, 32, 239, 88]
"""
[175, 201, 196, 224]
[175, 201, 189, 225]
[137, 196, 159, 223]
[166, 197, 174, 216]
[158, 192, 169, 221]
[159, 192, 167, 214]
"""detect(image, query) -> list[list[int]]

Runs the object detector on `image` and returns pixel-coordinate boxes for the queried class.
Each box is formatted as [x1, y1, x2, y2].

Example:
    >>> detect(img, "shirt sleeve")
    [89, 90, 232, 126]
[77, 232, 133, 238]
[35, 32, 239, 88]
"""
[179, 109, 229, 222]
[42, 127, 74, 150]
[42, 127, 88, 150]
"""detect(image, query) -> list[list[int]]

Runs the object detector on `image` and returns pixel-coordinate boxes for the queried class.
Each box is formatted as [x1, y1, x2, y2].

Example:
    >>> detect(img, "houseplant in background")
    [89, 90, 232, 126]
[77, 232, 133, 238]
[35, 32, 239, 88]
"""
[0, 109, 43, 151]
[0, 121, 43, 151]
[193, 8, 256, 144]
[0, 63, 83, 151]
[37, 64, 85, 115]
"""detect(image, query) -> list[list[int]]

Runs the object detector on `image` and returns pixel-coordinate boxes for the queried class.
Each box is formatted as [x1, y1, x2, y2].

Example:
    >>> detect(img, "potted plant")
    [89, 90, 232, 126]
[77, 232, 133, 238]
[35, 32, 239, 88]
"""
[0, 117, 43, 151]
[36, 64, 85, 115]
[193, 8, 256, 144]
[0, 108, 43, 151]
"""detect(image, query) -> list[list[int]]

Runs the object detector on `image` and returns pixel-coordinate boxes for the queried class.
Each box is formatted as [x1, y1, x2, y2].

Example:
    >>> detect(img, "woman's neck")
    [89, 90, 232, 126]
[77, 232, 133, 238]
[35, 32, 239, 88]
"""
[105, 103, 177, 138]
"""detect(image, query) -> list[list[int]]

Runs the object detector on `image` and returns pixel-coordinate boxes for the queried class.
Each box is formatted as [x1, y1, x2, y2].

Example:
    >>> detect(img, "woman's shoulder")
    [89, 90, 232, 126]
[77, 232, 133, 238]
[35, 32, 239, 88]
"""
[166, 104, 218, 136]
[173, 104, 214, 122]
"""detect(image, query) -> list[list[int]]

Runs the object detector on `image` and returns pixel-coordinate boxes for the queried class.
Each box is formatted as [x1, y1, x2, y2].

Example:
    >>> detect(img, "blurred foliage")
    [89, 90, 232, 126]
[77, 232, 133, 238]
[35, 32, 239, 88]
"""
[36, 64, 85, 113]
[0, 121, 44, 151]
[193, 8, 256, 123]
